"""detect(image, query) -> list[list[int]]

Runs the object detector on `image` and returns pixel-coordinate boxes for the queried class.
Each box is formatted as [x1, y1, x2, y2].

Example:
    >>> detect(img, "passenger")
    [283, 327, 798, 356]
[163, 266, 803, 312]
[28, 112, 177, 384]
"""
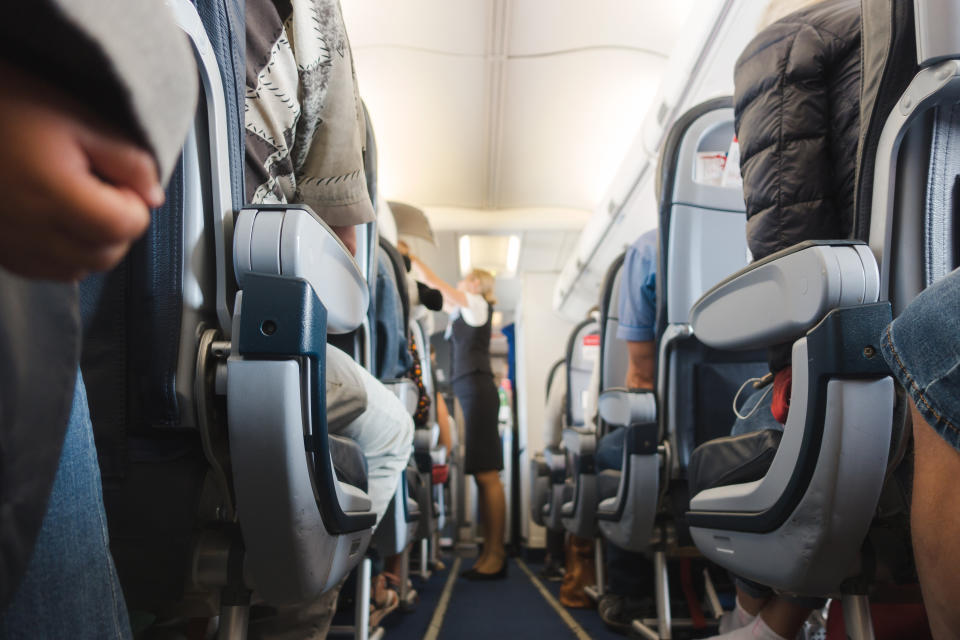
[708, 0, 860, 638]
[402, 249, 509, 580]
[880, 268, 960, 639]
[594, 230, 659, 632]
[374, 251, 414, 380]
[0, 1, 197, 637]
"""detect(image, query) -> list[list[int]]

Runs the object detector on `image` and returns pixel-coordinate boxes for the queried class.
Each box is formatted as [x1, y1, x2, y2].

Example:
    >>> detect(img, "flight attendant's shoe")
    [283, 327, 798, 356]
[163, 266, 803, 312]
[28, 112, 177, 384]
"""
[461, 559, 508, 580]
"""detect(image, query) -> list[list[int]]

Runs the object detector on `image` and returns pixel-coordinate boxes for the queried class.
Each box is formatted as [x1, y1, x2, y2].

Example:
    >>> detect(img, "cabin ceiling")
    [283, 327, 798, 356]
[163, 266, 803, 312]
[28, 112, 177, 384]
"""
[342, 0, 695, 216]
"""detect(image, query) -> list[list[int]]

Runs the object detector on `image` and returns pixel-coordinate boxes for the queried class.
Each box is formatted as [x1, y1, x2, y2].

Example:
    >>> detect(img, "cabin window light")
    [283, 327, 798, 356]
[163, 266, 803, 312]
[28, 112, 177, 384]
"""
[506, 235, 520, 275]
[459, 234, 521, 279]
[459, 235, 471, 277]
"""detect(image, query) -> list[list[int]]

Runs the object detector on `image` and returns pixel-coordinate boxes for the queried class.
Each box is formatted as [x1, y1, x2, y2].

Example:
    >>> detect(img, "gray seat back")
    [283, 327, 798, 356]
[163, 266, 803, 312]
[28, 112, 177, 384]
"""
[654, 99, 767, 474]
[683, 0, 959, 597]
[566, 318, 600, 428]
[598, 254, 628, 412]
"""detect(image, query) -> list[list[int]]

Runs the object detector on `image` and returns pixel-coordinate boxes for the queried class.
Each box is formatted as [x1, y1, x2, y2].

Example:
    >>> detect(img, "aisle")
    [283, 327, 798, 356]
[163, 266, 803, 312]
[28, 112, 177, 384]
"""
[385, 554, 628, 640]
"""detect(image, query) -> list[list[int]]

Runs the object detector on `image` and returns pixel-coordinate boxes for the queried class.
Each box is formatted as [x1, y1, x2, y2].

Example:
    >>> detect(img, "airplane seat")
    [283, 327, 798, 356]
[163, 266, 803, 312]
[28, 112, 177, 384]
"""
[368, 237, 422, 560]
[79, 1, 379, 627]
[330, 435, 370, 492]
[683, 3, 947, 626]
[559, 317, 601, 538]
[591, 254, 661, 553]
[376, 235, 436, 544]
[408, 317, 446, 553]
[593, 98, 766, 639]
[649, 97, 772, 555]
[530, 358, 566, 530]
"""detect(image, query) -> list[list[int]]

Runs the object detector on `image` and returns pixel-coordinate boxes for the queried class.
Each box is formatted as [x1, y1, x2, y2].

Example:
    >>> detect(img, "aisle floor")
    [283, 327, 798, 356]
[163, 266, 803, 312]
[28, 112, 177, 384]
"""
[383, 554, 628, 640]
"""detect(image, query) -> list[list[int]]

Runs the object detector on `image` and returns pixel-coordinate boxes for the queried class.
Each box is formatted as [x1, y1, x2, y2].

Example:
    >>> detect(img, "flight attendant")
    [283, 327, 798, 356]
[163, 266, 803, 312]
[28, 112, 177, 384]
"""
[401, 243, 507, 579]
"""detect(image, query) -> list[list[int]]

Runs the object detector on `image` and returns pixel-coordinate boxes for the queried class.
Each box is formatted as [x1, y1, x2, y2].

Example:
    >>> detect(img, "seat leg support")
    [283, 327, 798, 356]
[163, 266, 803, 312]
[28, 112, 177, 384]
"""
[842, 595, 875, 640]
[703, 568, 723, 620]
[355, 558, 372, 640]
[594, 538, 605, 599]
[632, 620, 660, 640]
[420, 538, 430, 579]
[218, 605, 249, 640]
[655, 550, 672, 639]
[401, 547, 412, 604]
[430, 531, 440, 567]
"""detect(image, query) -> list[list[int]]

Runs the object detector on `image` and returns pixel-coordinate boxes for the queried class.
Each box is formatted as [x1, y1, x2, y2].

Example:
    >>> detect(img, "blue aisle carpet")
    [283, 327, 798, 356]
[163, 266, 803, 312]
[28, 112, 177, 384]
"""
[437, 558, 577, 639]
[377, 554, 639, 639]
[381, 555, 453, 638]
[526, 559, 628, 640]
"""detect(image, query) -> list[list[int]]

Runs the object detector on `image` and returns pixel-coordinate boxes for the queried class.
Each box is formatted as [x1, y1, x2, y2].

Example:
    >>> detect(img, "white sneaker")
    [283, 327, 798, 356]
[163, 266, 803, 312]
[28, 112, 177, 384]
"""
[707, 616, 791, 640]
[717, 600, 756, 634]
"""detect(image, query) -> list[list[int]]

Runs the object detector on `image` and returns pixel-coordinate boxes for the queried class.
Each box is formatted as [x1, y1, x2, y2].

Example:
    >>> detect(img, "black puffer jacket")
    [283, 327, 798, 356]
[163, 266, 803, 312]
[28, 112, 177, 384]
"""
[734, 0, 861, 261]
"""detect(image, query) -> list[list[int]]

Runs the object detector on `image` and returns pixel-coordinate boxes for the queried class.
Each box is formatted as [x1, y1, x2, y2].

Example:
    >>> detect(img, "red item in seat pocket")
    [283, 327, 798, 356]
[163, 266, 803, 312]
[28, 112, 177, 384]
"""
[771, 367, 792, 424]
[432, 464, 449, 485]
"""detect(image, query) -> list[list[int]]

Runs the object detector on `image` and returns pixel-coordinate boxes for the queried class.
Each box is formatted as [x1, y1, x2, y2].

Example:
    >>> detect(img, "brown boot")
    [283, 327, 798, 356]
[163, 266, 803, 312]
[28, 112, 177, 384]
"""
[559, 535, 596, 609]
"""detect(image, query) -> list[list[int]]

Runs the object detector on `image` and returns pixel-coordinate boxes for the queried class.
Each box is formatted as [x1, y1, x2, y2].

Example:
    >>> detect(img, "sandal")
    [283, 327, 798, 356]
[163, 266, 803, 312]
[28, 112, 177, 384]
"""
[369, 574, 399, 627]
[383, 571, 419, 611]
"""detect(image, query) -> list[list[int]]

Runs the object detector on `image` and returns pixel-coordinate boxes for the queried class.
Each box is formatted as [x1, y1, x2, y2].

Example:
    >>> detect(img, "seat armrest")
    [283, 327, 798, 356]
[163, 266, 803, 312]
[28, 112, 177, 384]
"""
[562, 428, 596, 457]
[383, 378, 419, 416]
[329, 434, 368, 493]
[413, 427, 434, 452]
[690, 241, 879, 350]
[234, 205, 369, 334]
[542, 446, 567, 480]
[598, 388, 657, 428]
[562, 428, 596, 475]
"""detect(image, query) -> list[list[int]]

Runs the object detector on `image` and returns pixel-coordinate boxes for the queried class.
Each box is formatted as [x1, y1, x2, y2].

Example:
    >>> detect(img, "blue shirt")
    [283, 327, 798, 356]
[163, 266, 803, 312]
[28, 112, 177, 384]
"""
[616, 229, 658, 342]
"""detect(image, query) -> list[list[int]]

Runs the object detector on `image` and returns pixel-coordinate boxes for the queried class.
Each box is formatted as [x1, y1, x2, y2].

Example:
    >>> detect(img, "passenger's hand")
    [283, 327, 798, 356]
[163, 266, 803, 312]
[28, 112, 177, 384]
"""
[396, 240, 410, 257]
[0, 64, 164, 281]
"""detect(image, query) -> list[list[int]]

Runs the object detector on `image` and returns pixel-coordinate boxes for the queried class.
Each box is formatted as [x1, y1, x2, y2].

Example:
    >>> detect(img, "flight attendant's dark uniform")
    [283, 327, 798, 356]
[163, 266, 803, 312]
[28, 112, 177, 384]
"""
[450, 301, 503, 474]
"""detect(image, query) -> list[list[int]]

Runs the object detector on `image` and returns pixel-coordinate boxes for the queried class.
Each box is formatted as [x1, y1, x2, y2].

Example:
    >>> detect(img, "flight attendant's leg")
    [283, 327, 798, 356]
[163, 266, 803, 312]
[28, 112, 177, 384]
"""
[471, 470, 506, 574]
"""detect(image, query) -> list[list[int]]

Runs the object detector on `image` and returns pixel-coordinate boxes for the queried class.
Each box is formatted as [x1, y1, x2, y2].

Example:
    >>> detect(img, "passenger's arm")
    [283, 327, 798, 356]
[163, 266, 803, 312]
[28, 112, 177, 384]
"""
[405, 253, 469, 309]
[625, 340, 656, 390]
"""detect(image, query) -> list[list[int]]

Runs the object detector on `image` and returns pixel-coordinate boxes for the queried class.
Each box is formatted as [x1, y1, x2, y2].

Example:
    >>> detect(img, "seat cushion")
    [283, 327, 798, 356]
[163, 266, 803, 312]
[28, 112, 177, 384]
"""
[687, 429, 782, 498]
[329, 434, 368, 492]
[597, 470, 621, 502]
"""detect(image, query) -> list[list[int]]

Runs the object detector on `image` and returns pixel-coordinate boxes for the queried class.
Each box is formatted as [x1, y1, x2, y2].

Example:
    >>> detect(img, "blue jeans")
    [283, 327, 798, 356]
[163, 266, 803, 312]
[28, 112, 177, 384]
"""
[596, 429, 654, 597]
[882, 266, 960, 452]
[0, 373, 132, 639]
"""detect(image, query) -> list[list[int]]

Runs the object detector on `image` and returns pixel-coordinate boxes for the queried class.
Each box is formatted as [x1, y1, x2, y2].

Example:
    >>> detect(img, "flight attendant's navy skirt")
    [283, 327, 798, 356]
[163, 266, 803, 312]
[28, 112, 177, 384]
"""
[452, 373, 503, 475]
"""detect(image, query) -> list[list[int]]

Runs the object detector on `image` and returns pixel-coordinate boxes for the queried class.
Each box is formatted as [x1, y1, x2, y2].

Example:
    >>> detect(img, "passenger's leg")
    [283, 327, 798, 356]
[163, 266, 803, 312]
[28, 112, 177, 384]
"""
[330, 358, 414, 523]
[470, 470, 506, 574]
[0, 373, 132, 639]
[910, 399, 960, 639]
[757, 600, 812, 639]
[716, 587, 766, 633]
[540, 528, 566, 581]
[598, 543, 655, 632]
[718, 578, 770, 632]
[878, 269, 960, 639]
